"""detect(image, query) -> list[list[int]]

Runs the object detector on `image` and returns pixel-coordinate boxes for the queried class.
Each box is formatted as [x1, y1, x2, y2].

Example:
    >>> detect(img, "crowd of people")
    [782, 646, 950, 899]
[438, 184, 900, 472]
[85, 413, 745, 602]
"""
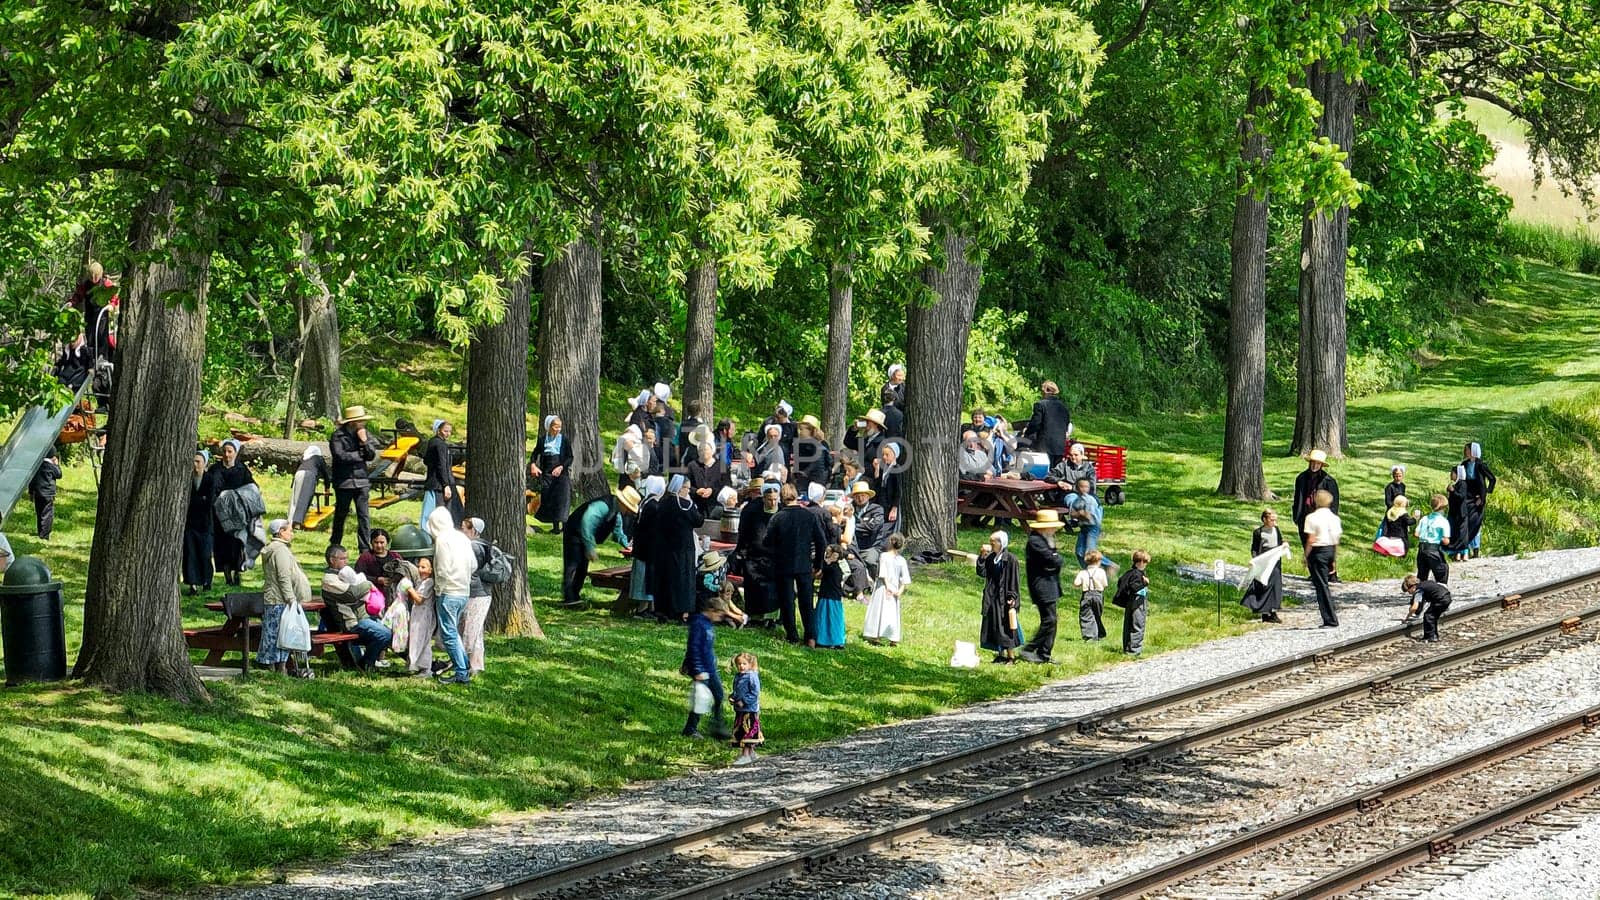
[1239, 441, 1493, 640]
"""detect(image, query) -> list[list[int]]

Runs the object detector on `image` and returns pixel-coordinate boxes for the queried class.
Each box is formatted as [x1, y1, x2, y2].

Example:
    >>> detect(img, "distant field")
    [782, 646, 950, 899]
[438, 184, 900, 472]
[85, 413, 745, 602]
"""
[1455, 98, 1598, 233]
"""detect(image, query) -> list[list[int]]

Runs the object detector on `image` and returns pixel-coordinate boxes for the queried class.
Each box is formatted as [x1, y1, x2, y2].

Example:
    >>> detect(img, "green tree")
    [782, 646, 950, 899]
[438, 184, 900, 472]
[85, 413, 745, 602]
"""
[876, 0, 1101, 554]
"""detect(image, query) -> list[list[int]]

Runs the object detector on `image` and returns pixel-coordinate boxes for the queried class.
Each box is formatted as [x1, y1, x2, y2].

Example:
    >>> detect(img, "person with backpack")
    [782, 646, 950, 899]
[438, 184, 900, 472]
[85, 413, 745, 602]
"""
[1114, 549, 1152, 655]
[461, 517, 512, 675]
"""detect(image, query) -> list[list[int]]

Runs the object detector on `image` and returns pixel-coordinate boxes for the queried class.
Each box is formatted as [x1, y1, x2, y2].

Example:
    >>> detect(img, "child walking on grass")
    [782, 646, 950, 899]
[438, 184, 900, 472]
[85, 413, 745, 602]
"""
[815, 544, 847, 649]
[683, 594, 743, 740]
[730, 651, 764, 765]
[1114, 549, 1152, 655]
[1075, 549, 1109, 640]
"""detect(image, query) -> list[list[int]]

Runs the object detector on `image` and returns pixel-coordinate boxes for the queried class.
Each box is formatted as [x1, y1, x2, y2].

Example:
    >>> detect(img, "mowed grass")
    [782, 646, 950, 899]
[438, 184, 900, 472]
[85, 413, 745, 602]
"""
[2, 263, 1599, 896]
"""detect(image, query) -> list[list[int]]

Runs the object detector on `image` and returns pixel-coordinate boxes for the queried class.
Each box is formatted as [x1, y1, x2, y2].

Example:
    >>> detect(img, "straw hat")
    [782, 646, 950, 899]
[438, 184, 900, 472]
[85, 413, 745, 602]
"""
[799, 414, 822, 431]
[849, 480, 876, 498]
[1026, 509, 1066, 531]
[337, 405, 372, 424]
[865, 409, 886, 428]
[698, 550, 725, 574]
[616, 485, 642, 514]
[1305, 449, 1329, 465]
[688, 424, 714, 447]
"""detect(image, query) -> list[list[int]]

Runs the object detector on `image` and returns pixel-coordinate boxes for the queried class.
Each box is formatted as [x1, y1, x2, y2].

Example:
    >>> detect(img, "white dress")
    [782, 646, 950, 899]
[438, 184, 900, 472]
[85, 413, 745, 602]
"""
[401, 576, 438, 674]
[863, 552, 911, 643]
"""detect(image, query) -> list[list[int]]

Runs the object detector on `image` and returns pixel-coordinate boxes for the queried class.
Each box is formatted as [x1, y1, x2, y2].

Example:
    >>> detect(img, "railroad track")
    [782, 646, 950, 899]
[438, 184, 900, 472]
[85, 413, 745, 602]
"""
[1074, 706, 1600, 899]
[460, 569, 1600, 900]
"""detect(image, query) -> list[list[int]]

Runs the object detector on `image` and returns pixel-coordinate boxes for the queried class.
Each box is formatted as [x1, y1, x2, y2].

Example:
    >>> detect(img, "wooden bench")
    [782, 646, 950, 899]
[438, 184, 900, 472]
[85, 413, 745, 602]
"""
[183, 625, 359, 666]
[186, 593, 358, 667]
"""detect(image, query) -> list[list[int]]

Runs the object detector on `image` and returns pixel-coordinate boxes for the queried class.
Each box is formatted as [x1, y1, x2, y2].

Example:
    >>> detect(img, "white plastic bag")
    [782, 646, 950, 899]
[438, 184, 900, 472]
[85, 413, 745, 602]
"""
[690, 680, 714, 714]
[278, 600, 312, 653]
[950, 640, 979, 668]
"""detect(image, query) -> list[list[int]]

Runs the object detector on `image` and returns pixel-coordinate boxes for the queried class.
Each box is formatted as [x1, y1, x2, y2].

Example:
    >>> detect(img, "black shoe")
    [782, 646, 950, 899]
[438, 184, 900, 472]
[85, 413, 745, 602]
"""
[992, 654, 1014, 664]
[1263, 612, 1282, 623]
[559, 598, 587, 609]
[551, 524, 562, 534]
[1469, 550, 1480, 559]
[1320, 622, 1340, 628]
[1017, 649, 1046, 664]
[1327, 573, 1342, 584]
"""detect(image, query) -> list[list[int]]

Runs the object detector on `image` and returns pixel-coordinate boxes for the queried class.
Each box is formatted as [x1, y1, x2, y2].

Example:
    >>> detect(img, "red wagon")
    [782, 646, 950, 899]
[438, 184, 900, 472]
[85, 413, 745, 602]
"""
[1078, 441, 1128, 505]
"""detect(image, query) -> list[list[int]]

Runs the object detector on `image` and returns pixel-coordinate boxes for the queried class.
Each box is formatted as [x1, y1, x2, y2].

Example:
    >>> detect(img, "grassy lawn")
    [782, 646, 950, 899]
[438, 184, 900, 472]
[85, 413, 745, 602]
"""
[1, 263, 1597, 897]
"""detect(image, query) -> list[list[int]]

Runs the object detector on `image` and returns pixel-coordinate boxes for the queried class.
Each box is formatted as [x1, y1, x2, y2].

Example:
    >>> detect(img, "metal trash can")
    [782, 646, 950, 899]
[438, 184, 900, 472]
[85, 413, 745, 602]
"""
[0, 556, 67, 686]
[389, 524, 434, 560]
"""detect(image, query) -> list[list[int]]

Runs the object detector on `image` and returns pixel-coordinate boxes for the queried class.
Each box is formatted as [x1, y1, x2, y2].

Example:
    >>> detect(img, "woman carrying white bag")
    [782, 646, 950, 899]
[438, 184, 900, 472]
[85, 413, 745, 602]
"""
[260, 519, 316, 677]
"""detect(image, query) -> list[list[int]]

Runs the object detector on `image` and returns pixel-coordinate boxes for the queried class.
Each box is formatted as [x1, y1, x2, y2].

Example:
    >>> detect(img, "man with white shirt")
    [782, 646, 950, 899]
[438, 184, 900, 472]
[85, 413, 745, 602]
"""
[1303, 490, 1342, 627]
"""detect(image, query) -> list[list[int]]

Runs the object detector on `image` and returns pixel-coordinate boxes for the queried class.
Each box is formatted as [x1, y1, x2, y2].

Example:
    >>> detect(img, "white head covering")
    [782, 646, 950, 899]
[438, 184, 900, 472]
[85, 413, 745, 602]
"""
[887, 364, 905, 379]
[466, 517, 485, 535]
[775, 400, 793, 417]
[882, 443, 900, 462]
[301, 445, 321, 460]
[644, 475, 667, 498]
[806, 482, 825, 503]
[1392, 464, 1406, 475]
[760, 481, 781, 494]
[667, 473, 686, 494]
[990, 530, 1009, 552]
[717, 486, 738, 506]
[432, 419, 445, 433]
[1070, 442, 1086, 456]
[632, 390, 651, 409]
[1469, 442, 1481, 458]
[542, 414, 560, 436]
[653, 382, 672, 402]
[267, 518, 289, 536]
[221, 438, 242, 455]
[1454, 465, 1467, 480]
[762, 469, 785, 483]
[765, 424, 781, 439]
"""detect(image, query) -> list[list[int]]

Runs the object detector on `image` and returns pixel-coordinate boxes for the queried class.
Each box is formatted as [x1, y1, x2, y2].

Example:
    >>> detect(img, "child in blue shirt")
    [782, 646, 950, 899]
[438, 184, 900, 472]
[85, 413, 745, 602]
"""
[682, 593, 742, 740]
[730, 651, 764, 765]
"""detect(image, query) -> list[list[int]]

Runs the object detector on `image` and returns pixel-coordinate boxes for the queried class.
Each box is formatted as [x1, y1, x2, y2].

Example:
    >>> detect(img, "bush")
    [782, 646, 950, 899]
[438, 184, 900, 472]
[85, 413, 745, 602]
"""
[1502, 221, 1600, 274]
[1481, 385, 1600, 553]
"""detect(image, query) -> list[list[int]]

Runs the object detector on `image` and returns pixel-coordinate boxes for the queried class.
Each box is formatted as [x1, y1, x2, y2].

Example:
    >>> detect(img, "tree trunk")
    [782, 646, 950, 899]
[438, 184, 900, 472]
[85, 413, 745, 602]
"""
[469, 253, 542, 638]
[73, 186, 210, 701]
[1219, 87, 1274, 500]
[682, 259, 718, 420]
[902, 229, 981, 555]
[539, 227, 608, 504]
[293, 231, 341, 422]
[821, 259, 853, 448]
[1291, 55, 1356, 457]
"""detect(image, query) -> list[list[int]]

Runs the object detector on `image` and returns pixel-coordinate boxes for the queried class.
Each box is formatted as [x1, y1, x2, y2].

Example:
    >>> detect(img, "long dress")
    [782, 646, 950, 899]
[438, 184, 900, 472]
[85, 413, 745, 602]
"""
[531, 432, 574, 526]
[735, 498, 777, 618]
[630, 496, 660, 605]
[211, 462, 255, 574]
[1456, 458, 1496, 553]
[183, 470, 217, 589]
[863, 551, 910, 643]
[1240, 526, 1284, 615]
[288, 450, 330, 527]
[1447, 479, 1469, 557]
[654, 496, 705, 618]
[978, 550, 1022, 652]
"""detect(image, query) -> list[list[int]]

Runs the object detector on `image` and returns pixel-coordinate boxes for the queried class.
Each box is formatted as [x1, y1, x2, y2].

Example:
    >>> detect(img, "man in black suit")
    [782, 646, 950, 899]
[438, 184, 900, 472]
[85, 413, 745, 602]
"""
[763, 484, 829, 646]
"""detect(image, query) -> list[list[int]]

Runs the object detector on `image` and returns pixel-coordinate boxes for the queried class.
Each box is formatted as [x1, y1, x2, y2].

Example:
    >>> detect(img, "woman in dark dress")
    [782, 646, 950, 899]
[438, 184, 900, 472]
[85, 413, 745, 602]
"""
[184, 450, 217, 594]
[686, 436, 727, 517]
[794, 417, 832, 498]
[654, 475, 705, 622]
[210, 439, 255, 586]
[876, 443, 903, 528]
[1446, 465, 1470, 562]
[735, 483, 780, 625]
[1454, 441, 1496, 559]
[977, 530, 1022, 663]
[530, 415, 574, 533]
[1241, 509, 1285, 622]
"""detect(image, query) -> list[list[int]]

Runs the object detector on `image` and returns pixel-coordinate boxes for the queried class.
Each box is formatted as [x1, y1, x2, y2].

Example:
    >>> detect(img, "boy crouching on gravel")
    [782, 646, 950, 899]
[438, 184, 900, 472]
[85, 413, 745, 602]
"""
[1401, 574, 1452, 643]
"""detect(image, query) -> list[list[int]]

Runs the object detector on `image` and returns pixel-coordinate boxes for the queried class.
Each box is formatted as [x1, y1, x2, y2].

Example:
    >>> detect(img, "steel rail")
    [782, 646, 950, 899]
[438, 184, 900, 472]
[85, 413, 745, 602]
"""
[1073, 705, 1600, 899]
[460, 567, 1600, 900]
[650, 601, 1600, 900]
[1278, 763, 1600, 899]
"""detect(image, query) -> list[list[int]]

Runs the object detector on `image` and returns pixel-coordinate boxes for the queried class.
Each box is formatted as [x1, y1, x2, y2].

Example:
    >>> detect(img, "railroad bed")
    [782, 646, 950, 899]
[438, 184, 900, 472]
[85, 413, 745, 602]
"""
[463, 571, 1600, 900]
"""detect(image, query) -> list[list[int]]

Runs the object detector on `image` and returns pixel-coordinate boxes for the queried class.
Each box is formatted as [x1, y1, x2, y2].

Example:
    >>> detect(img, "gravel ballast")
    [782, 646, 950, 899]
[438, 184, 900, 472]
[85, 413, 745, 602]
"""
[215, 547, 1600, 900]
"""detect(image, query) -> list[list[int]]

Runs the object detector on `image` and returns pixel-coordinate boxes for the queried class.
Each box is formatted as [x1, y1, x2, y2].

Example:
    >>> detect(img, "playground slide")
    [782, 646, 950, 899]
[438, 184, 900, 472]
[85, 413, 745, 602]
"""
[0, 381, 90, 526]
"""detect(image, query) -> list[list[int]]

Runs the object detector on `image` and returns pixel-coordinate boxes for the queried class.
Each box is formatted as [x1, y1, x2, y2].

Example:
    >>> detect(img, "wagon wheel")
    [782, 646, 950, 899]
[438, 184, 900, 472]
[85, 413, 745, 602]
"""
[1106, 485, 1125, 506]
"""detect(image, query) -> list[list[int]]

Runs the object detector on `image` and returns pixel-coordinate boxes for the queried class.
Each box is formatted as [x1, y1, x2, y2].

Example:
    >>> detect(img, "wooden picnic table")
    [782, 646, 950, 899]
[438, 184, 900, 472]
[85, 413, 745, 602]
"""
[957, 477, 1064, 524]
[186, 593, 355, 667]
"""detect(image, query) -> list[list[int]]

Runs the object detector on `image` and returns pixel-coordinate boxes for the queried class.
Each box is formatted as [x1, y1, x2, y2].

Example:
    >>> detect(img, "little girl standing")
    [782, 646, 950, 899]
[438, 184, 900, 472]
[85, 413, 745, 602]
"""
[1074, 549, 1109, 640]
[863, 533, 910, 646]
[730, 651, 764, 766]
[815, 544, 847, 649]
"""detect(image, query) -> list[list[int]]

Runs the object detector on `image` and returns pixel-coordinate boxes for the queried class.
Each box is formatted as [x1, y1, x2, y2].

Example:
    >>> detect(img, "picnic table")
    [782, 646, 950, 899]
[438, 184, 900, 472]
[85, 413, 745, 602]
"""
[957, 476, 1064, 524]
[184, 592, 358, 667]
